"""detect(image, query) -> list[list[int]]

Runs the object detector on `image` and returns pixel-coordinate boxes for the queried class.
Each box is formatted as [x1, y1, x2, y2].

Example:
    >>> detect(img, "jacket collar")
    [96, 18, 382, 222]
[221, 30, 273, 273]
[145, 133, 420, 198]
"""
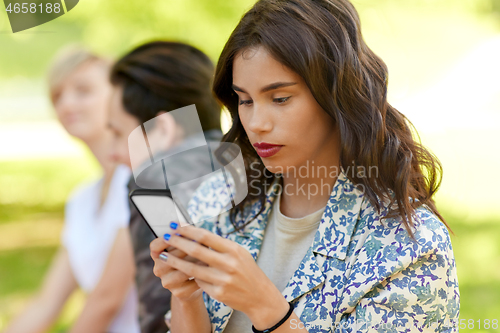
[310, 171, 364, 260]
[221, 170, 363, 286]
[210, 171, 365, 332]
[221, 171, 364, 255]
[281, 171, 364, 303]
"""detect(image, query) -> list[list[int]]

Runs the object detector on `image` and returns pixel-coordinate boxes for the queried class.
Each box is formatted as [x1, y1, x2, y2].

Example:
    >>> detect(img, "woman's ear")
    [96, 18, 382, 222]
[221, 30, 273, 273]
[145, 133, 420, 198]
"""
[155, 111, 176, 136]
[148, 111, 178, 152]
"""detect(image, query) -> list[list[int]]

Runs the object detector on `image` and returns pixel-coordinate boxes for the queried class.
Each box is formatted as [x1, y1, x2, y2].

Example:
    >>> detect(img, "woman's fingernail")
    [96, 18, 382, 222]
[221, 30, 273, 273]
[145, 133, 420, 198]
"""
[164, 233, 171, 241]
[159, 253, 168, 261]
[170, 221, 178, 230]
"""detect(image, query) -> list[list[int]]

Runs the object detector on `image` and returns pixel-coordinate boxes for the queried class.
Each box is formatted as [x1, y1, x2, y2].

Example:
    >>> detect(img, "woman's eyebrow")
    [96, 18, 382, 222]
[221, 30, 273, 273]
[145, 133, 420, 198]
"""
[232, 81, 297, 94]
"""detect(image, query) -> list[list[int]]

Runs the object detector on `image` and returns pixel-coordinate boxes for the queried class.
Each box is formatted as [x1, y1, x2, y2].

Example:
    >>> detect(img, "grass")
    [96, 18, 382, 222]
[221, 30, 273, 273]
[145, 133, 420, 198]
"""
[0, 157, 96, 331]
[0, 246, 59, 296]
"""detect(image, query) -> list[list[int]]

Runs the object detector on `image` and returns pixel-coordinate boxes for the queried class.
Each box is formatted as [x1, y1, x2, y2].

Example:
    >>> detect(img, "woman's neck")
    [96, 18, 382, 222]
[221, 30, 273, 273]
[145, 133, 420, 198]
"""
[280, 167, 338, 219]
[280, 134, 341, 219]
[84, 131, 116, 208]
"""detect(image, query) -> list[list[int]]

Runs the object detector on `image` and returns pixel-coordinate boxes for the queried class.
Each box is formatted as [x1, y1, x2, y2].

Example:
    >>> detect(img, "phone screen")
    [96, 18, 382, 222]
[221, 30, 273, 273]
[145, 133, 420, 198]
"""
[130, 190, 191, 238]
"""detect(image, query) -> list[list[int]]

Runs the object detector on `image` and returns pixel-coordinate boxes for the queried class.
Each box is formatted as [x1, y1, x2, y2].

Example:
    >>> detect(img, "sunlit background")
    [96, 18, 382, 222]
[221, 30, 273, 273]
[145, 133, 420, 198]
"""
[0, 0, 499, 331]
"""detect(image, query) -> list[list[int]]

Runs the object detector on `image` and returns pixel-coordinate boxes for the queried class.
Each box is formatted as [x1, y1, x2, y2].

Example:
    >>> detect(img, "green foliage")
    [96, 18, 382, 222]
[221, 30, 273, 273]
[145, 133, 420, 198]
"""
[0, 0, 499, 331]
[0, 156, 100, 223]
[0, 0, 256, 78]
[0, 246, 58, 297]
[0, 0, 498, 79]
[445, 211, 500, 324]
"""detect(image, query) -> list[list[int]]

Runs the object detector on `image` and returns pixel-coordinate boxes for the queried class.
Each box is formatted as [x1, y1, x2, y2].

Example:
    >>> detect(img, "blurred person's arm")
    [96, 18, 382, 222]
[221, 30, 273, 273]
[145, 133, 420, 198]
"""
[3, 248, 78, 333]
[69, 228, 135, 333]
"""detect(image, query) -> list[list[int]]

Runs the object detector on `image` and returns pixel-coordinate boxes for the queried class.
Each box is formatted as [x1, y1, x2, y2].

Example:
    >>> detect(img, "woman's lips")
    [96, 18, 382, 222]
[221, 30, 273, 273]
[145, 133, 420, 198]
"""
[253, 142, 283, 158]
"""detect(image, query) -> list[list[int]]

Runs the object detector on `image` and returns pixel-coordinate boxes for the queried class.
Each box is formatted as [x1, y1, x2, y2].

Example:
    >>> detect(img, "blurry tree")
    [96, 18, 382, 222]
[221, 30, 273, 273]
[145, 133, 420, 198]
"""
[0, 0, 256, 78]
[0, 0, 498, 79]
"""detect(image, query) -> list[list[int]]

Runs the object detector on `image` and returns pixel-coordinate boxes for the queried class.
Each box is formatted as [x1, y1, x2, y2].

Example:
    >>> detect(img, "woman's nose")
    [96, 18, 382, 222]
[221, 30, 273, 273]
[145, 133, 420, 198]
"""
[246, 103, 273, 134]
[54, 92, 74, 115]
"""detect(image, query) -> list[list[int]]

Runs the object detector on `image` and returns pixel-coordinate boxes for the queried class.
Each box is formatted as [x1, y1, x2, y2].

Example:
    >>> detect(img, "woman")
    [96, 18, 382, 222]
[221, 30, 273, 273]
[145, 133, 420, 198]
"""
[150, 1, 460, 332]
[4, 46, 140, 333]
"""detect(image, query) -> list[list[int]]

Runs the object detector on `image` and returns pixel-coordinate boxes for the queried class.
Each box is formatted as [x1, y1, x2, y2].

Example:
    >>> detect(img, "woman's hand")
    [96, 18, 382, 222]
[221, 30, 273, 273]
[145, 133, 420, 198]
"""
[150, 225, 205, 303]
[150, 222, 212, 333]
[159, 224, 291, 330]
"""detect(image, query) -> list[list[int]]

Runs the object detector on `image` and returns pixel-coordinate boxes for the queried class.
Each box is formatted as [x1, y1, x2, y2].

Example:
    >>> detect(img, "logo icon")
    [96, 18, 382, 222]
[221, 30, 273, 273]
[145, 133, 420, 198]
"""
[3, 0, 79, 33]
[128, 104, 248, 227]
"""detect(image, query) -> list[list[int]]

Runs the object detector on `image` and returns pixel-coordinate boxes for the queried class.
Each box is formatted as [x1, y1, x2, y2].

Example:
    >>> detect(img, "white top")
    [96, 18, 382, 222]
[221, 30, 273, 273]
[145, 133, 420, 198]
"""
[61, 164, 140, 333]
[224, 189, 325, 333]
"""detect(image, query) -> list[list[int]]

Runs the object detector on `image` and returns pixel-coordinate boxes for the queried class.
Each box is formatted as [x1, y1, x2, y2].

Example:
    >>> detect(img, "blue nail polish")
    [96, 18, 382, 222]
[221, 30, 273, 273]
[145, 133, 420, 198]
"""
[170, 221, 178, 230]
[164, 233, 171, 241]
[159, 253, 168, 261]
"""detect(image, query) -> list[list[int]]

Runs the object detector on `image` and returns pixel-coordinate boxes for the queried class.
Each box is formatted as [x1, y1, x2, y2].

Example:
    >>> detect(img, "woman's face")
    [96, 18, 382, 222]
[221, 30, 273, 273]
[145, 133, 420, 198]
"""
[233, 46, 339, 176]
[52, 60, 112, 142]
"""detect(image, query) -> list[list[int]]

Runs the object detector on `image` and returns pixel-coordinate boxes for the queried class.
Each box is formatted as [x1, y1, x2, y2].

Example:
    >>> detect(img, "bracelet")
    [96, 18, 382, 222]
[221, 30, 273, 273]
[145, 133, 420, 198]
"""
[251, 301, 294, 333]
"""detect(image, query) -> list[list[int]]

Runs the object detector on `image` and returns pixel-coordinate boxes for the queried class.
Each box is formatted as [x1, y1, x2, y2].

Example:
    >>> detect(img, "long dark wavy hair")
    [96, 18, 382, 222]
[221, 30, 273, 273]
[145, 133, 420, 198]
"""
[213, 0, 448, 237]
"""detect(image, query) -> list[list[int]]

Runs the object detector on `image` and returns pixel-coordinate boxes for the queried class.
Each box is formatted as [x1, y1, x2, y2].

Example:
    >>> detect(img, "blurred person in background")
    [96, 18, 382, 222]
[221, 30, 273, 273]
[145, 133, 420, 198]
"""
[107, 41, 222, 333]
[3, 46, 140, 333]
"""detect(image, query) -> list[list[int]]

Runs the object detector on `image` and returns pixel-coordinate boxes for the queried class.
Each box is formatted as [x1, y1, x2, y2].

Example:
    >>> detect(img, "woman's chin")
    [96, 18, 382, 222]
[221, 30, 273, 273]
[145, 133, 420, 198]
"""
[262, 162, 287, 175]
[63, 124, 98, 142]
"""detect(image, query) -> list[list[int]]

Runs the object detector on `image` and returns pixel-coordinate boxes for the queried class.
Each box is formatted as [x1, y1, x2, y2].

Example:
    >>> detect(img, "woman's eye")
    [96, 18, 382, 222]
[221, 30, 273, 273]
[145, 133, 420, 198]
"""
[239, 99, 253, 106]
[274, 96, 291, 104]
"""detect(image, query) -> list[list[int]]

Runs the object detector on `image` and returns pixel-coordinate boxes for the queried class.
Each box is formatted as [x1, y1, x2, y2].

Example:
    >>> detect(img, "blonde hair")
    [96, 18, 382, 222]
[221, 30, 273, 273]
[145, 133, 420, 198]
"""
[47, 44, 111, 104]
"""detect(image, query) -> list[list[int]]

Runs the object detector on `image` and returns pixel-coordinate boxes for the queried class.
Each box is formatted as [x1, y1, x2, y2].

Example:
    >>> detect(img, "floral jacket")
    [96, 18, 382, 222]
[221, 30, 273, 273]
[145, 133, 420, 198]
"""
[187, 171, 460, 333]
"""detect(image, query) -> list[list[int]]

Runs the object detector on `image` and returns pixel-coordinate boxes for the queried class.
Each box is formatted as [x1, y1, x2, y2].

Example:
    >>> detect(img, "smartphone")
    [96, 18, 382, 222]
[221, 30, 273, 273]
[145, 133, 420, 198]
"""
[129, 189, 192, 238]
